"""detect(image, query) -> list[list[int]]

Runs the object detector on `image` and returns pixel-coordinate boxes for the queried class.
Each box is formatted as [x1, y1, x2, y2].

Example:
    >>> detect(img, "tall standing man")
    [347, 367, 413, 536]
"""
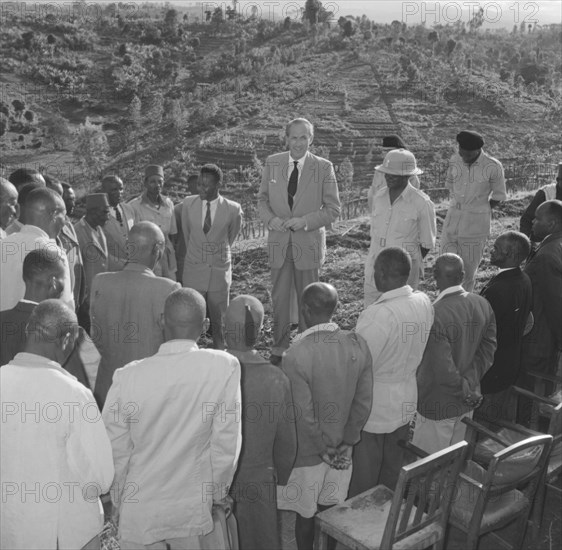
[129, 165, 178, 280]
[100, 175, 134, 271]
[258, 118, 341, 364]
[180, 164, 243, 349]
[440, 130, 507, 291]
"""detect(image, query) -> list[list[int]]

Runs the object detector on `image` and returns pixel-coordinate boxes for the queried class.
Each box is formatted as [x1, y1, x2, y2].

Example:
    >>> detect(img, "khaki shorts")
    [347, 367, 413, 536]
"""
[277, 462, 352, 518]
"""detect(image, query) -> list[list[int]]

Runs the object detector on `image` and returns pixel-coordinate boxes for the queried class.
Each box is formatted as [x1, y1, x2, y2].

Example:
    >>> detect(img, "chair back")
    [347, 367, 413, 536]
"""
[380, 440, 468, 549]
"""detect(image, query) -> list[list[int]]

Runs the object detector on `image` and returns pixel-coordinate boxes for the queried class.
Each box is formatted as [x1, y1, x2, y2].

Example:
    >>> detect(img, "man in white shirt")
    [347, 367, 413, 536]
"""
[180, 164, 243, 349]
[102, 288, 242, 549]
[350, 247, 433, 496]
[364, 149, 436, 306]
[440, 130, 507, 291]
[1, 299, 114, 549]
[0, 187, 73, 312]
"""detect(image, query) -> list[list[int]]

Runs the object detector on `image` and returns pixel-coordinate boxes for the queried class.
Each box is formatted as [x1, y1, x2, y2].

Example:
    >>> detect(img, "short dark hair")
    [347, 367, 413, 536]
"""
[17, 182, 43, 206]
[541, 199, 562, 229]
[200, 164, 223, 185]
[502, 231, 531, 264]
[375, 247, 411, 278]
[9, 168, 43, 189]
[22, 248, 65, 283]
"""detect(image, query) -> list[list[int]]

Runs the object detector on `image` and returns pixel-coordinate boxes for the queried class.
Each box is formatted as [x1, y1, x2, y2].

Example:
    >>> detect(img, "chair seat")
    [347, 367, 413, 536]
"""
[316, 485, 440, 550]
[451, 462, 529, 531]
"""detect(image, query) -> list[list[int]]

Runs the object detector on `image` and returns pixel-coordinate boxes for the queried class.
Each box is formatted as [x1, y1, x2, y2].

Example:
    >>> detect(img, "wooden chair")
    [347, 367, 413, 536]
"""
[314, 441, 468, 550]
[448, 418, 553, 550]
[473, 385, 562, 542]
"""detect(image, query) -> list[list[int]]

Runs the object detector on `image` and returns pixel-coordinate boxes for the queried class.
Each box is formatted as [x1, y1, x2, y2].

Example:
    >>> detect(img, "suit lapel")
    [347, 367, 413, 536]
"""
[190, 197, 205, 240]
[208, 197, 227, 240]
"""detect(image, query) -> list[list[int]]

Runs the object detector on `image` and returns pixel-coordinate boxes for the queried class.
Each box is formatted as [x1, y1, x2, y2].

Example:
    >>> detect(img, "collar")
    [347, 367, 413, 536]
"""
[123, 262, 155, 275]
[227, 349, 267, 364]
[158, 339, 199, 354]
[141, 191, 164, 207]
[82, 218, 101, 232]
[498, 266, 518, 273]
[289, 153, 308, 168]
[0, 227, 5, 239]
[21, 224, 50, 239]
[381, 182, 416, 202]
[10, 352, 68, 374]
[293, 322, 339, 343]
[434, 284, 465, 303]
[537, 231, 562, 248]
[19, 299, 39, 305]
[374, 285, 413, 305]
[204, 196, 220, 207]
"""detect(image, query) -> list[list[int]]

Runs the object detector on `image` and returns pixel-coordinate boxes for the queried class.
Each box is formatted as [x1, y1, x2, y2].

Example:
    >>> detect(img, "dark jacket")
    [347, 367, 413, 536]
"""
[480, 268, 533, 393]
[417, 290, 497, 420]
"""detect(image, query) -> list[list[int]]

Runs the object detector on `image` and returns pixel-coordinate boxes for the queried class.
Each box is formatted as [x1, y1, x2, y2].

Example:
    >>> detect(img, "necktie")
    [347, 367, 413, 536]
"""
[203, 201, 212, 234]
[114, 206, 123, 225]
[288, 161, 299, 209]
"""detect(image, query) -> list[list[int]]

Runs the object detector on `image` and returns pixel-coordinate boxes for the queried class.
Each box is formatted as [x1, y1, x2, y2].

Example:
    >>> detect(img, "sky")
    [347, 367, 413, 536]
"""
[178, 0, 562, 29]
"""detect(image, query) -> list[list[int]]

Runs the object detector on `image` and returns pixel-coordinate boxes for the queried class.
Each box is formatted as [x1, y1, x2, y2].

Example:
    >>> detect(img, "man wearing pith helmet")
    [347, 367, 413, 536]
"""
[364, 149, 436, 306]
[440, 130, 507, 291]
[129, 164, 178, 281]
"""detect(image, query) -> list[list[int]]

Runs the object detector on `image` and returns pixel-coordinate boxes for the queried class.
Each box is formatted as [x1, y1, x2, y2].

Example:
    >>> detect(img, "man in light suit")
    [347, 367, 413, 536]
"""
[180, 164, 243, 349]
[258, 118, 341, 364]
[100, 175, 134, 271]
[91, 221, 180, 408]
[74, 193, 110, 332]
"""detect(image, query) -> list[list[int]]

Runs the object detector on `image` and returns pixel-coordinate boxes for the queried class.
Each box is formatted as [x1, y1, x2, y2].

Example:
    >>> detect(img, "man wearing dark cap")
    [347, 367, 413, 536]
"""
[520, 162, 562, 240]
[74, 193, 110, 331]
[367, 135, 421, 210]
[100, 175, 134, 271]
[225, 295, 297, 550]
[129, 165, 178, 280]
[440, 130, 507, 291]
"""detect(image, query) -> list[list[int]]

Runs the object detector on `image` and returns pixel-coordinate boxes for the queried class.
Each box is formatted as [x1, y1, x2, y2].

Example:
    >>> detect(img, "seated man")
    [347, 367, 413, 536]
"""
[1, 299, 114, 549]
[102, 288, 242, 549]
[225, 295, 297, 550]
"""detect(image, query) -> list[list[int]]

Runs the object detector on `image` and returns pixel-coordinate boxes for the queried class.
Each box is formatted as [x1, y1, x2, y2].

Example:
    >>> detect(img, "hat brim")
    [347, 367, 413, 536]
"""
[375, 164, 423, 176]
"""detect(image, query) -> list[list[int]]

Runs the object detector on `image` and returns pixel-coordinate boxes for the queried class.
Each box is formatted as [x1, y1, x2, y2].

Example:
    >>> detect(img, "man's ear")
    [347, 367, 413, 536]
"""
[202, 318, 210, 335]
[61, 330, 76, 354]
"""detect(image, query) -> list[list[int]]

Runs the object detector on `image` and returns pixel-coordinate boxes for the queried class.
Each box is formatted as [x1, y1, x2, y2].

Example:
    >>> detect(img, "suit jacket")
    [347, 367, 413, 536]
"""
[523, 231, 562, 359]
[181, 195, 243, 291]
[0, 300, 91, 388]
[91, 263, 180, 407]
[258, 151, 340, 270]
[174, 202, 186, 283]
[102, 202, 134, 271]
[59, 220, 85, 310]
[417, 290, 497, 420]
[479, 268, 532, 393]
[74, 218, 109, 303]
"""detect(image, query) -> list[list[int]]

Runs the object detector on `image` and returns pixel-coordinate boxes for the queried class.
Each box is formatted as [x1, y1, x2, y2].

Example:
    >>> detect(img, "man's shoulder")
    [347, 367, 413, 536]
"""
[306, 152, 333, 168]
[481, 150, 503, 167]
[407, 185, 434, 205]
[221, 195, 242, 211]
[266, 151, 289, 163]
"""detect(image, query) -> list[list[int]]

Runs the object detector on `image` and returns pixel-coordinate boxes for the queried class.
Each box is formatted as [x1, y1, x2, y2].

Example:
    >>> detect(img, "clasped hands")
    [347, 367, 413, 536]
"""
[269, 216, 306, 232]
[320, 444, 352, 470]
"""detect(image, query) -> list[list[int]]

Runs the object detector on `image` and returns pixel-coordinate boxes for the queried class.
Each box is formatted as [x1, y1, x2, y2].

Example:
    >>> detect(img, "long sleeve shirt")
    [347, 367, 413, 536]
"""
[1, 353, 114, 549]
[102, 340, 242, 544]
[356, 286, 433, 433]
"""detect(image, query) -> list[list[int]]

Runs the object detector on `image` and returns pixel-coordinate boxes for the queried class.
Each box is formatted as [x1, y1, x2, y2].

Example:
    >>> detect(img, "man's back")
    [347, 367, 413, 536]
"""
[417, 290, 496, 420]
[91, 263, 180, 405]
[103, 341, 241, 544]
[282, 327, 373, 466]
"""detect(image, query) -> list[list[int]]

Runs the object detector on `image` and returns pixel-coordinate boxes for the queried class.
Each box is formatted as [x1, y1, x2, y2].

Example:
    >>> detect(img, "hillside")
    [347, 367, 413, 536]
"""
[1, 2, 561, 214]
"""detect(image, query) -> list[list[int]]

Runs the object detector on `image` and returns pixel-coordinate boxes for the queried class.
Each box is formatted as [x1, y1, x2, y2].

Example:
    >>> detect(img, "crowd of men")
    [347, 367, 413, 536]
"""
[1, 117, 561, 550]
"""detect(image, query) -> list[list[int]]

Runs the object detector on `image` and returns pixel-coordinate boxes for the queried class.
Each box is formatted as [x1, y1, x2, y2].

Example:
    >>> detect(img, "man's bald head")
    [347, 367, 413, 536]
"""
[9, 168, 46, 191]
[162, 288, 206, 341]
[25, 299, 78, 363]
[373, 247, 411, 292]
[21, 187, 66, 239]
[127, 221, 165, 268]
[0, 177, 18, 230]
[225, 295, 264, 350]
[301, 283, 338, 329]
[433, 253, 465, 291]
[533, 200, 562, 241]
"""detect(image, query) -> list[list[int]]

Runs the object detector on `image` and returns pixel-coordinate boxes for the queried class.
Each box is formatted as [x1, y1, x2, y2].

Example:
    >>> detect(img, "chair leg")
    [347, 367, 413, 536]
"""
[313, 524, 328, 550]
[466, 532, 480, 550]
[531, 482, 547, 545]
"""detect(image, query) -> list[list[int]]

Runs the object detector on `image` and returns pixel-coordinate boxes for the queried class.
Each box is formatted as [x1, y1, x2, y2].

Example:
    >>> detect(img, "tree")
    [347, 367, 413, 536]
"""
[44, 113, 72, 150]
[147, 91, 164, 125]
[164, 8, 178, 35]
[74, 117, 109, 182]
[303, 0, 321, 26]
[468, 7, 484, 32]
[127, 94, 142, 130]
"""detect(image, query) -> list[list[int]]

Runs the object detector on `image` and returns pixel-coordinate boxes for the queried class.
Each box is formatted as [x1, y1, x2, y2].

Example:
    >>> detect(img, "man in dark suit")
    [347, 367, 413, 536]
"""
[520, 200, 562, 399]
[478, 231, 533, 423]
[0, 249, 90, 388]
[258, 118, 341, 364]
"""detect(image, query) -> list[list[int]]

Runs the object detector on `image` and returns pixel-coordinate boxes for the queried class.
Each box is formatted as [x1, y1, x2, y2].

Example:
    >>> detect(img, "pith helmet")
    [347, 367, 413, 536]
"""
[375, 149, 423, 176]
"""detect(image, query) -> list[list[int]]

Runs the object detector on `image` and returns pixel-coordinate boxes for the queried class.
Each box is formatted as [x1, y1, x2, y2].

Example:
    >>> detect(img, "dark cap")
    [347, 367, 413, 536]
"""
[382, 134, 407, 149]
[145, 165, 164, 178]
[456, 130, 484, 151]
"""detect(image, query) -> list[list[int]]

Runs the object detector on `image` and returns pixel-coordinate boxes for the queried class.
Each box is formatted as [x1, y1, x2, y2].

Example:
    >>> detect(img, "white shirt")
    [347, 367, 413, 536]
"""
[201, 196, 220, 229]
[356, 285, 433, 433]
[1, 352, 114, 549]
[434, 284, 464, 304]
[0, 224, 74, 311]
[102, 339, 242, 543]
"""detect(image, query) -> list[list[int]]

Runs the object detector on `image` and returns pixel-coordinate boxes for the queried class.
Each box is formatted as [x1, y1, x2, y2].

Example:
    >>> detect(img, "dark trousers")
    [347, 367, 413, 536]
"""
[349, 424, 409, 497]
